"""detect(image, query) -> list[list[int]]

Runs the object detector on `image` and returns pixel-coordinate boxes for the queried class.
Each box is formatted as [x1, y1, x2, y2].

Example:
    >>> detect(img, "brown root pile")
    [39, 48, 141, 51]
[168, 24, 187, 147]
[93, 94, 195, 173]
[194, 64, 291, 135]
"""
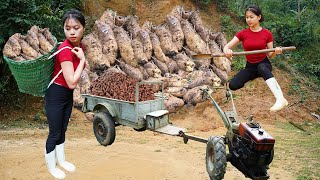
[90, 72, 155, 102]
[75, 6, 233, 112]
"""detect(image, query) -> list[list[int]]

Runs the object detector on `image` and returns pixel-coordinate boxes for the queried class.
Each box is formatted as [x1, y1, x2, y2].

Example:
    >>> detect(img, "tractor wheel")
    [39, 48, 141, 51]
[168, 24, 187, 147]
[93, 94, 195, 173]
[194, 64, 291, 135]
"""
[93, 112, 116, 146]
[206, 136, 227, 180]
[266, 148, 274, 165]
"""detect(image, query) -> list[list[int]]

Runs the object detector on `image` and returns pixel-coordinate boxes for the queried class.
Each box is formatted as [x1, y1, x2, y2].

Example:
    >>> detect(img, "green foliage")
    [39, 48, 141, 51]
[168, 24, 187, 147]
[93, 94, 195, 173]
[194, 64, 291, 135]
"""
[220, 15, 243, 37]
[211, 0, 228, 12]
[288, 78, 307, 102]
[231, 57, 246, 71]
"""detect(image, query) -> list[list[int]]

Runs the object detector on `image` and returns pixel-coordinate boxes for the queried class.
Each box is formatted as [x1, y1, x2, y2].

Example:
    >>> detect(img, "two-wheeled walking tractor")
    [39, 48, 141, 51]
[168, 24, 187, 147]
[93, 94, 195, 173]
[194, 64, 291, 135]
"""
[179, 86, 275, 180]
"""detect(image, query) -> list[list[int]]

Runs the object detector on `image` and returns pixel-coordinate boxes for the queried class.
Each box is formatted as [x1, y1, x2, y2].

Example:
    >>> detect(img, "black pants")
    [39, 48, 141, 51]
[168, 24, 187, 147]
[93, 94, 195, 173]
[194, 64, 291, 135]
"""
[229, 57, 273, 90]
[45, 83, 73, 154]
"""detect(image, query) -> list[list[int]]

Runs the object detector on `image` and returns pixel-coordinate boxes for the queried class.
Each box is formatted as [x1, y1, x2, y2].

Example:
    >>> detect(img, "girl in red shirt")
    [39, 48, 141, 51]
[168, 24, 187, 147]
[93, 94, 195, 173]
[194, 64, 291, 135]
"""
[223, 5, 288, 112]
[44, 9, 86, 179]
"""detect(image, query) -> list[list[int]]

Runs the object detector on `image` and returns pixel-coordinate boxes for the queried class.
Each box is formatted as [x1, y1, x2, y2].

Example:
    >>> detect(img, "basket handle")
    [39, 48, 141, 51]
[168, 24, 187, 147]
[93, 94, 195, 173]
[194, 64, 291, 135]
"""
[47, 46, 72, 88]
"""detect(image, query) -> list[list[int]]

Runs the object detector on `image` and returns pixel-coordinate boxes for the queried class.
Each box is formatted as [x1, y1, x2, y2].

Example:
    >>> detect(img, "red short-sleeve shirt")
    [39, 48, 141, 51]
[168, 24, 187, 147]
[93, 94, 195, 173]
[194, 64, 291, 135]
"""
[236, 28, 273, 63]
[53, 39, 85, 89]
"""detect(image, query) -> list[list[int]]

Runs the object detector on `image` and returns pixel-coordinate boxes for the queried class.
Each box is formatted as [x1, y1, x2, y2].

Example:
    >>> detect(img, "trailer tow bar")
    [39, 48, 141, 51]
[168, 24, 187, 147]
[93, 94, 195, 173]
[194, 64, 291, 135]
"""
[178, 131, 208, 144]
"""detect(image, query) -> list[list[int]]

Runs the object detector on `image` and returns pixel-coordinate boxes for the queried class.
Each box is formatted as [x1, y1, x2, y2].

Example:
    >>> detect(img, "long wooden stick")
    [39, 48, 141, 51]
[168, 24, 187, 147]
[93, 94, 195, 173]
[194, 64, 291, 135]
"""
[192, 46, 296, 59]
[289, 121, 311, 135]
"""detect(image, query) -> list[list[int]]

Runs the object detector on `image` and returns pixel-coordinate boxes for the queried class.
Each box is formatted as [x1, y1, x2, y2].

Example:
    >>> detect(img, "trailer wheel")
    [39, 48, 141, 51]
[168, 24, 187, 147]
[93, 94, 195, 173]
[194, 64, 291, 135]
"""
[93, 112, 116, 146]
[206, 136, 227, 180]
[134, 127, 146, 132]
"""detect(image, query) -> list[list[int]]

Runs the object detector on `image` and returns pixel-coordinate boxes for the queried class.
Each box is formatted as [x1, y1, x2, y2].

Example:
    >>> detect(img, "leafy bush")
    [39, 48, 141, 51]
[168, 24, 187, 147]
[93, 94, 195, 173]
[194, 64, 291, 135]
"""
[220, 15, 243, 37]
[231, 57, 246, 71]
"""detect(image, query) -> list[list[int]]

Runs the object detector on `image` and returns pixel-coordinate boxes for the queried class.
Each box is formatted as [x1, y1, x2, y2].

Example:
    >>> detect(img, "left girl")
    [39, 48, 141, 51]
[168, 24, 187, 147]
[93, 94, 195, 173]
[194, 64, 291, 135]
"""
[44, 9, 86, 179]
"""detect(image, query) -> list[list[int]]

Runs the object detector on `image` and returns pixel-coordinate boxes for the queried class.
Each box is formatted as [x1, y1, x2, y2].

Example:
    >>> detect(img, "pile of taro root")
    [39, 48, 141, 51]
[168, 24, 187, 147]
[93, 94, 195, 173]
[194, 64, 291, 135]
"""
[90, 71, 154, 102]
[3, 26, 56, 61]
[75, 6, 231, 113]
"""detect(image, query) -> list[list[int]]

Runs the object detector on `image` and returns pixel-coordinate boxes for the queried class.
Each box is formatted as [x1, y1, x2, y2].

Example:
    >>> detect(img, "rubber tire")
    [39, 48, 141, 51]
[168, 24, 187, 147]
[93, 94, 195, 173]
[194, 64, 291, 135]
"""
[93, 112, 116, 146]
[133, 127, 147, 132]
[266, 148, 274, 165]
[206, 136, 227, 180]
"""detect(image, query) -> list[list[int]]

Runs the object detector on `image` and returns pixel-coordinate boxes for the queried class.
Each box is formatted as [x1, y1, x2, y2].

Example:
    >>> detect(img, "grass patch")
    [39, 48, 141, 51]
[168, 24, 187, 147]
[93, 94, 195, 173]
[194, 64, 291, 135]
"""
[273, 121, 320, 179]
[0, 115, 47, 130]
[296, 167, 320, 180]
[271, 56, 291, 72]
[231, 57, 246, 71]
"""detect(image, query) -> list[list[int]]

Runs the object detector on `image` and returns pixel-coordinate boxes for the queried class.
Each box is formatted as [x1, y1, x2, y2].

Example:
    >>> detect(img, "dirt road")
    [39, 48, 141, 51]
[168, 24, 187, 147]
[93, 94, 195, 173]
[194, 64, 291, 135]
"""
[0, 109, 295, 180]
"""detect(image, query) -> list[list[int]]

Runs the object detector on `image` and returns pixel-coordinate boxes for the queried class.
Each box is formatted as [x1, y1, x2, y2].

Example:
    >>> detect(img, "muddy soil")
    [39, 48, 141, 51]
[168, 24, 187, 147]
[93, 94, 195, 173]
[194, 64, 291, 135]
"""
[1, 0, 319, 180]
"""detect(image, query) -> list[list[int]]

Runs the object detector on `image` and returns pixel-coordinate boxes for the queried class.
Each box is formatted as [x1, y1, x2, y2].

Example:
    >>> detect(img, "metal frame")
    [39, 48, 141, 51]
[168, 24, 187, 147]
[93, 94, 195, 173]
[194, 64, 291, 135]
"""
[82, 81, 166, 130]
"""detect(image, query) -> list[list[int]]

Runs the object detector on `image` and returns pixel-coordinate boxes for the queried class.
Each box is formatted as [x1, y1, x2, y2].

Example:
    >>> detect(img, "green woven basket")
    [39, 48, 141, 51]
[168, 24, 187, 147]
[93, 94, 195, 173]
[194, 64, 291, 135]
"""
[3, 36, 58, 97]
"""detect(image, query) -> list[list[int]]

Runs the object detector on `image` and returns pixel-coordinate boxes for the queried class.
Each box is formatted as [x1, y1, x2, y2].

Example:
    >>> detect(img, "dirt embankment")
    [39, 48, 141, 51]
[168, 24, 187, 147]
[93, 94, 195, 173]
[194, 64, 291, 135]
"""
[83, 0, 222, 33]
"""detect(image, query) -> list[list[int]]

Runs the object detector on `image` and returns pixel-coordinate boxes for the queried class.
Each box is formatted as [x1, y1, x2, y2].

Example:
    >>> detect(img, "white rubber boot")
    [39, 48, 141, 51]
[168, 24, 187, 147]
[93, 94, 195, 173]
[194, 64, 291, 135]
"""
[265, 77, 289, 111]
[45, 149, 66, 179]
[56, 143, 76, 172]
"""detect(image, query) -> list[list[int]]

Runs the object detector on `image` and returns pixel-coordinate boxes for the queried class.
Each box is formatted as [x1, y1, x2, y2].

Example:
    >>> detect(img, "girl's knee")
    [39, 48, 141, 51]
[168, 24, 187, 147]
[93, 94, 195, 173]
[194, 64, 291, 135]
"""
[257, 64, 273, 80]
[49, 131, 62, 142]
[257, 63, 271, 73]
[229, 80, 243, 90]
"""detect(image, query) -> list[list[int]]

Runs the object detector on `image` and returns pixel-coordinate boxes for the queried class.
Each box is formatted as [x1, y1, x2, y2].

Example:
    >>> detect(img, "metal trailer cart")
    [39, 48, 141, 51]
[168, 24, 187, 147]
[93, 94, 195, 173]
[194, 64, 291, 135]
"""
[82, 81, 186, 146]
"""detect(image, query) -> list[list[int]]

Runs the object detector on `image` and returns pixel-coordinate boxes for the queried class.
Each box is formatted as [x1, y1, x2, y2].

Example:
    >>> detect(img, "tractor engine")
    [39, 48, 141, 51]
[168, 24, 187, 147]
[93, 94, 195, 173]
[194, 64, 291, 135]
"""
[228, 122, 275, 180]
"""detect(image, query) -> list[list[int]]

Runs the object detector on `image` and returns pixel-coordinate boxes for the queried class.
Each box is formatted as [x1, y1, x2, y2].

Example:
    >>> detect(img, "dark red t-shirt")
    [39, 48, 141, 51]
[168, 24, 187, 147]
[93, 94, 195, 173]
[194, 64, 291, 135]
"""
[53, 39, 84, 89]
[236, 28, 273, 63]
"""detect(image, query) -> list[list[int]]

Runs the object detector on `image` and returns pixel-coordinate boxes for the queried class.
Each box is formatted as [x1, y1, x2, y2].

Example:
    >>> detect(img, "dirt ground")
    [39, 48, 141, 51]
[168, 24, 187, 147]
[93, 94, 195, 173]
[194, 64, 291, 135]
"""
[0, 118, 295, 180]
[1, 0, 319, 180]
